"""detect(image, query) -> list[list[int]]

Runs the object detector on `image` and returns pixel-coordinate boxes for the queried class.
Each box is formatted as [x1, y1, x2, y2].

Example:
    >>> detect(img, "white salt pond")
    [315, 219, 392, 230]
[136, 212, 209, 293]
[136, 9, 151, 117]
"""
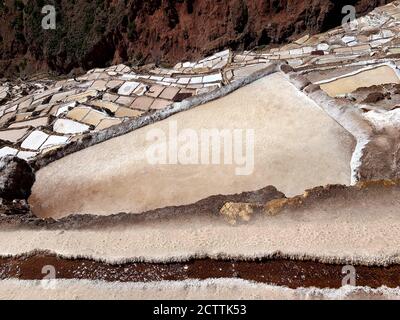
[30, 73, 354, 218]
[319, 65, 400, 97]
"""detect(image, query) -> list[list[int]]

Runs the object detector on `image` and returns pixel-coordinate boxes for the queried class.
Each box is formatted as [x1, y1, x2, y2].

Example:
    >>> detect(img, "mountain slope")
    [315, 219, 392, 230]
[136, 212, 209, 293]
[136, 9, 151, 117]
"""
[0, 0, 393, 77]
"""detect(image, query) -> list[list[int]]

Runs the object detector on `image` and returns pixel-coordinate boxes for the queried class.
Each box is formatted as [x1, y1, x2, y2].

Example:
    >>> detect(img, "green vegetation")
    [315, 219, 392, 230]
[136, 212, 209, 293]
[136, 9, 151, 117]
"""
[1, 0, 158, 72]
[0, 1, 5, 14]
[13, 0, 24, 11]
[128, 20, 137, 40]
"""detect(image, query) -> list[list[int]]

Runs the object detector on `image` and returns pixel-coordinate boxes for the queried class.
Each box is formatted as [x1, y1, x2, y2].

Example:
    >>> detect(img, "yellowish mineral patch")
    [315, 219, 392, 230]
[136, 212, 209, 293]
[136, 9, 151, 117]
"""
[219, 202, 254, 225]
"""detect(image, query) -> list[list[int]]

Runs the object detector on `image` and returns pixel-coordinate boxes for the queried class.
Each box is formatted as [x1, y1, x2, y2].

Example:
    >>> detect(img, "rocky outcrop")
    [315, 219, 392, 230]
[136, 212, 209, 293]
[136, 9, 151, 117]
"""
[0, 156, 35, 201]
[0, 0, 394, 77]
[358, 134, 400, 181]
[219, 179, 400, 220]
[0, 156, 35, 216]
[219, 202, 255, 225]
[0, 199, 30, 216]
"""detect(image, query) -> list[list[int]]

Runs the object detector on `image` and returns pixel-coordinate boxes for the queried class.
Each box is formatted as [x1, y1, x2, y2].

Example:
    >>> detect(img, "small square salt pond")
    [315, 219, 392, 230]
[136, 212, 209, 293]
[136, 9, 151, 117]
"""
[106, 80, 124, 89]
[147, 85, 165, 98]
[118, 82, 140, 96]
[0, 147, 18, 158]
[50, 90, 77, 103]
[159, 87, 180, 100]
[95, 118, 122, 131]
[53, 119, 90, 134]
[116, 65, 126, 73]
[150, 99, 171, 110]
[115, 107, 143, 118]
[17, 150, 38, 161]
[0, 128, 28, 143]
[89, 100, 120, 113]
[5, 105, 17, 113]
[215, 49, 230, 58]
[163, 78, 177, 83]
[212, 59, 228, 69]
[289, 48, 304, 56]
[76, 81, 94, 89]
[382, 29, 395, 38]
[130, 96, 154, 111]
[317, 43, 330, 51]
[15, 113, 32, 122]
[120, 74, 138, 81]
[87, 73, 100, 81]
[342, 36, 357, 44]
[182, 62, 195, 68]
[116, 96, 135, 106]
[189, 77, 203, 84]
[81, 109, 108, 126]
[40, 135, 69, 150]
[203, 73, 223, 83]
[64, 90, 98, 103]
[9, 117, 49, 129]
[103, 93, 119, 102]
[21, 130, 49, 150]
[67, 107, 91, 122]
[18, 98, 33, 110]
[55, 102, 77, 116]
[131, 84, 148, 96]
[90, 80, 108, 91]
[149, 76, 163, 81]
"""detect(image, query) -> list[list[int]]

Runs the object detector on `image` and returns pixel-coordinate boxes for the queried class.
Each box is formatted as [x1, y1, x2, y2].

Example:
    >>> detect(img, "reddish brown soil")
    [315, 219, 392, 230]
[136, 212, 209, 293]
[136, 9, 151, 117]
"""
[1, 254, 400, 289]
[0, 0, 393, 77]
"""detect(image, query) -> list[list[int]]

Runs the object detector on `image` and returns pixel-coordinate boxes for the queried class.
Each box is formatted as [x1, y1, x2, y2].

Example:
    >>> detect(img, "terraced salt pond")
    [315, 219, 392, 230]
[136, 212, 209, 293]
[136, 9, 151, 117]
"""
[319, 65, 400, 97]
[29, 73, 354, 218]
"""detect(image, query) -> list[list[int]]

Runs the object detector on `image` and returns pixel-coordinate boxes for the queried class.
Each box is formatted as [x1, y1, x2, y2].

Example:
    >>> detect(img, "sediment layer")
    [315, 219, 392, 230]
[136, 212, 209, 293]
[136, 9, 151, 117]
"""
[2, 253, 400, 289]
[0, 181, 399, 266]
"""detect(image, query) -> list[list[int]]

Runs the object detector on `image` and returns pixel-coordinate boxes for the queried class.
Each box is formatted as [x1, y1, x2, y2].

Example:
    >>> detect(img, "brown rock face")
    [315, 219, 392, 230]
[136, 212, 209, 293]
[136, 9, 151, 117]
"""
[0, 0, 393, 77]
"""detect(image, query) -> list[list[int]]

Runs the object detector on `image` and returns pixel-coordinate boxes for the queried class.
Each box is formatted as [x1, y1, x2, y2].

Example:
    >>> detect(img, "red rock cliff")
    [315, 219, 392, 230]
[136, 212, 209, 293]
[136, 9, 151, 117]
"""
[0, 0, 393, 77]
